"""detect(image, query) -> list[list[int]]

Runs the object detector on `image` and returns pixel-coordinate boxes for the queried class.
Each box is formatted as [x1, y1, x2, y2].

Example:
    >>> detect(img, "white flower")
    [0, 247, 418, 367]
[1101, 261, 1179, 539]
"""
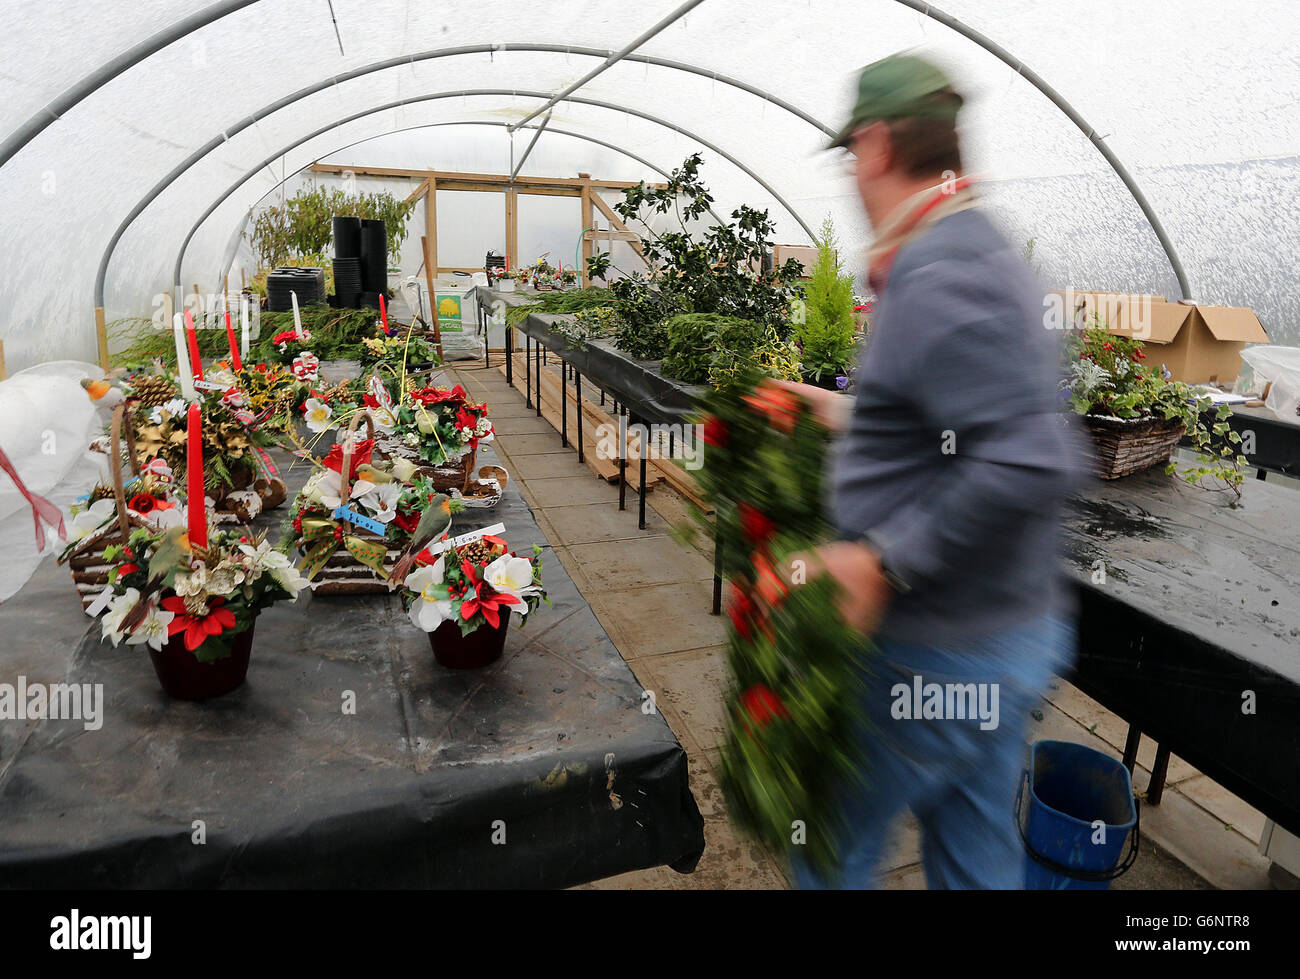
[303, 398, 334, 434]
[207, 368, 238, 390]
[148, 398, 186, 424]
[124, 605, 176, 651]
[390, 457, 418, 482]
[404, 557, 456, 632]
[69, 498, 117, 542]
[402, 432, 420, 447]
[147, 506, 185, 531]
[101, 588, 142, 646]
[483, 554, 541, 611]
[370, 406, 398, 434]
[362, 481, 402, 524]
[306, 469, 377, 510]
[272, 561, 311, 597]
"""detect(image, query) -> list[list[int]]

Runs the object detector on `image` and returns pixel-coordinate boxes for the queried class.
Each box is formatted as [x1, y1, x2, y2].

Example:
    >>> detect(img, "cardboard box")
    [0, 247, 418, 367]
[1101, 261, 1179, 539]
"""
[1050, 288, 1268, 384]
[773, 244, 825, 277]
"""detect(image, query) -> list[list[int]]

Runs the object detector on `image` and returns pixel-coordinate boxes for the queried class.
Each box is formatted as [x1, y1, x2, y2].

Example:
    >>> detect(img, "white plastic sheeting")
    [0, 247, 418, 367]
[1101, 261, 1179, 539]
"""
[0, 0, 1297, 373]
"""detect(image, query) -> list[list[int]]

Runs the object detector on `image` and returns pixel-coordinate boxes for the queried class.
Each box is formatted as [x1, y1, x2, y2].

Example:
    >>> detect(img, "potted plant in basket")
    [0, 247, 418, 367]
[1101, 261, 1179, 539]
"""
[92, 522, 309, 699]
[400, 531, 547, 669]
[1061, 321, 1247, 494]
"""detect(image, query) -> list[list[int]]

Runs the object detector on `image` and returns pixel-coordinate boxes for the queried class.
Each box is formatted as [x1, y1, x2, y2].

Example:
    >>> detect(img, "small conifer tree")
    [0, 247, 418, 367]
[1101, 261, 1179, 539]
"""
[794, 216, 857, 382]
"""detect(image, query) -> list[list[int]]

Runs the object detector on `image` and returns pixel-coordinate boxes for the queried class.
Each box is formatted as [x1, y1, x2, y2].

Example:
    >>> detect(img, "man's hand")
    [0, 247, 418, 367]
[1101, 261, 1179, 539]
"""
[793, 540, 894, 635]
[767, 379, 852, 433]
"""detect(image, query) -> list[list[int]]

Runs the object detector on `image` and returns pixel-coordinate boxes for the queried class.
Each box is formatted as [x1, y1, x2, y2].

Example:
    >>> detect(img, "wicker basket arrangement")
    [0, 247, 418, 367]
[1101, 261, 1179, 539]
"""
[285, 411, 446, 595]
[1078, 413, 1186, 480]
[58, 405, 186, 611]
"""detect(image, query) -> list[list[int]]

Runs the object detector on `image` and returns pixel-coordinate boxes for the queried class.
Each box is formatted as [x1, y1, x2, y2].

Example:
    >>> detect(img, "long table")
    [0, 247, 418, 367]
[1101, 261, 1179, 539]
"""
[477, 287, 1300, 837]
[0, 435, 705, 887]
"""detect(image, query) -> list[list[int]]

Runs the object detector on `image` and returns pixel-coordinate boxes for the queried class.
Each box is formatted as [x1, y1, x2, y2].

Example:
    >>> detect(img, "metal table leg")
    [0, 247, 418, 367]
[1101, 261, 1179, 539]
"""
[524, 334, 531, 408]
[1147, 743, 1172, 804]
[561, 361, 568, 448]
[505, 321, 513, 387]
[1122, 724, 1142, 773]
[576, 371, 584, 464]
[618, 405, 627, 512]
[712, 525, 723, 615]
[635, 412, 647, 531]
[535, 339, 542, 418]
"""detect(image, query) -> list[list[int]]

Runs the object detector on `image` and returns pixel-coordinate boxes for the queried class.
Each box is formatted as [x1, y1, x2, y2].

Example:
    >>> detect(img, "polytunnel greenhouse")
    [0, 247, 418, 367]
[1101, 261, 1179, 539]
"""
[0, 0, 1297, 925]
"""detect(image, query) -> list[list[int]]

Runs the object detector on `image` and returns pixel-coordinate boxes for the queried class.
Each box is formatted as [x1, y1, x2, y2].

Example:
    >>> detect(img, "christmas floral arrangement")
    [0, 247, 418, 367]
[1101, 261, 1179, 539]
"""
[60, 460, 184, 564]
[1062, 320, 1245, 493]
[94, 524, 309, 661]
[389, 383, 494, 469]
[129, 386, 279, 520]
[401, 532, 546, 636]
[279, 413, 465, 592]
[692, 369, 869, 879]
[558, 267, 578, 287]
[360, 327, 440, 368]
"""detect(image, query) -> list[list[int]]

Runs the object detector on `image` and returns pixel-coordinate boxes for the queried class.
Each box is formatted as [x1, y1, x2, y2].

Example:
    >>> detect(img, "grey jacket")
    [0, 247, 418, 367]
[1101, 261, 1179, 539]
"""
[832, 207, 1089, 643]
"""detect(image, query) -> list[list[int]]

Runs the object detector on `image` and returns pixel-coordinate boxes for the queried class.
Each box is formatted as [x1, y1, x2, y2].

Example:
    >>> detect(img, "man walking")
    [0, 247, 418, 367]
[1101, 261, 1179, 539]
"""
[776, 54, 1085, 888]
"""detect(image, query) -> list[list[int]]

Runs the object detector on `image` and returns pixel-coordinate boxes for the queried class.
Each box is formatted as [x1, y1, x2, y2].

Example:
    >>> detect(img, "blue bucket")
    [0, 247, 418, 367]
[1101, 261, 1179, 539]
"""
[1016, 740, 1139, 890]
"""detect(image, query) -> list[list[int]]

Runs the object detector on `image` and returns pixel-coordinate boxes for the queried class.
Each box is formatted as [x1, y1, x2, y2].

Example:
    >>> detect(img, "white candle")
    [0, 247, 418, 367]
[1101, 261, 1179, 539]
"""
[172, 312, 196, 400]
[291, 290, 303, 339]
[240, 293, 249, 358]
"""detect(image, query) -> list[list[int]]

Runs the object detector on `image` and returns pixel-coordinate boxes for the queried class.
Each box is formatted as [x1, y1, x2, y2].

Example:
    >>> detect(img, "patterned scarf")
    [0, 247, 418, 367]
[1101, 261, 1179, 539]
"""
[866, 176, 977, 295]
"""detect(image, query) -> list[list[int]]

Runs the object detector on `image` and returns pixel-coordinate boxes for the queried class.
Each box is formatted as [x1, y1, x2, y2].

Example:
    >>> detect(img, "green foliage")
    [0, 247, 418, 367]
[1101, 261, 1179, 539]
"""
[693, 369, 870, 880]
[252, 304, 378, 363]
[1062, 320, 1246, 496]
[794, 216, 858, 382]
[246, 181, 416, 269]
[503, 286, 615, 329]
[585, 154, 803, 354]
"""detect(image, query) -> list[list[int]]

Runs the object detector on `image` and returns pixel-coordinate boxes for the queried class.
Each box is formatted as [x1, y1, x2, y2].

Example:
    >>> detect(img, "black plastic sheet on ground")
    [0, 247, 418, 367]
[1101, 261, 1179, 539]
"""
[0, 440, 704, 888]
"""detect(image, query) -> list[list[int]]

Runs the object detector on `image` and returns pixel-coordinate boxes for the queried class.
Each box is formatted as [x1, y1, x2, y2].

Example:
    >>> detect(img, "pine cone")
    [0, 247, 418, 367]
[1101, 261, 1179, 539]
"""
[128, 374, 177, 408]
[89, 484, 116, 503]
[458, 539, 494, 567]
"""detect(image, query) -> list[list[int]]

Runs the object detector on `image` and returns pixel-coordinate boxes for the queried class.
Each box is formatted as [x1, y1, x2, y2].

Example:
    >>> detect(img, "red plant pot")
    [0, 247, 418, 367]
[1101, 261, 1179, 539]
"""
[428, 616, 510, 670]
[148, 621, 255, 700]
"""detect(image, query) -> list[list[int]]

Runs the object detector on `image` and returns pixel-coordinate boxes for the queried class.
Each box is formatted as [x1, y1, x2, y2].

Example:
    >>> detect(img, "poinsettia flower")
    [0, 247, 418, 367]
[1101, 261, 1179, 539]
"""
[101, 587, 143, 645]
[303, 397, 334, 433]
[362, 481, 402, 523]
[161, 594, 237, 652]
[409, 384, 468, 406]
[305, 468, 377, 510]
[404, 557, 457, 632]
[482, 554, 541, 610]
[123, 604, 176, 651]
[68, 498, 118, 542]
[456, 560, 520, 629]
[321, 439, 374, 480]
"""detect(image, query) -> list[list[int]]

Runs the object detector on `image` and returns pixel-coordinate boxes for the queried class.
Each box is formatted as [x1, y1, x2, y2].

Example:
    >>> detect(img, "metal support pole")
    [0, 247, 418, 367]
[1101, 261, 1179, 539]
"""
[1148, 743, 1171, 805]
[505, 319, 513, 387]
[1121, 724, 1142, 773]
[535, 339, 542, 418]
[561, 359, 568, 448]
[636, 414, 648, 531]
[618, 406, 627, 512]
[524, 334, 531, 408]
[575, 371, 584, 464]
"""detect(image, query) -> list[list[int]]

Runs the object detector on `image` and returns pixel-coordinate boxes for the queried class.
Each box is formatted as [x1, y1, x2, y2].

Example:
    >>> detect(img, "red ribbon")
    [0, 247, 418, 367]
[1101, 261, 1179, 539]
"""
[0, 445, 66, 551]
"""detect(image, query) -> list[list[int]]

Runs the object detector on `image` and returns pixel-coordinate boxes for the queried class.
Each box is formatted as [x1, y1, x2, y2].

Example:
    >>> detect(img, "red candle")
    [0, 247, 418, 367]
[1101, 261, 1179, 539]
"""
[223, 308, 242, 372]
[184, 309, 204, 381]
[186, 403, 207, 550]
[379, 292, 390, 336]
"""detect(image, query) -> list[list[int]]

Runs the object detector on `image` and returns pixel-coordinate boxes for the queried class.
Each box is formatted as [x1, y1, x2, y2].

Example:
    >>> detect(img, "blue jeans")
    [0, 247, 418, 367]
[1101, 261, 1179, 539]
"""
[793, 613, 1076, 889]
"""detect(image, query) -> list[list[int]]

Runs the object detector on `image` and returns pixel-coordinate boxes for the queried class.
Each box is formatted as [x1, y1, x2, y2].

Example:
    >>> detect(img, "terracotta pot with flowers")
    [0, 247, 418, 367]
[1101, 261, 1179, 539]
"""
[400, 531, 547, 669]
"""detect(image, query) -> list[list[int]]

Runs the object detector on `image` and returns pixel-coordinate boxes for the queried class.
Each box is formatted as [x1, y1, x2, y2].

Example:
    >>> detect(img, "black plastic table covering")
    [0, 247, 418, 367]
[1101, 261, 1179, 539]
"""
[0, 438, 704, 888]
[1061, 470, 1300, 836]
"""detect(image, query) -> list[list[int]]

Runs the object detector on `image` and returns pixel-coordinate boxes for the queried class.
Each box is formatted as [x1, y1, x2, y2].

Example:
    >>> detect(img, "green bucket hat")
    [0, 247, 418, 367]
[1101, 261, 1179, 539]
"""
[828, 54, 963, 150]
